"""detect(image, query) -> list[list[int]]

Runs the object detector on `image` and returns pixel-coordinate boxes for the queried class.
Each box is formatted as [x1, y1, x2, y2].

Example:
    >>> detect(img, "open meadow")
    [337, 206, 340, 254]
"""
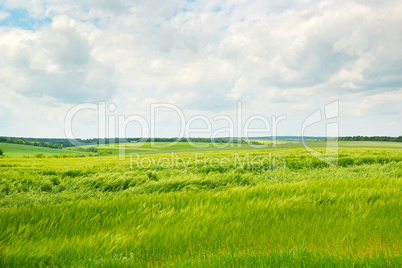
[74, 141, 254, 156]
[3, 140, 402, 157]
[74, 140, 402, 156]
[0, 142, 87, 158]
[0, 142, 401, 267]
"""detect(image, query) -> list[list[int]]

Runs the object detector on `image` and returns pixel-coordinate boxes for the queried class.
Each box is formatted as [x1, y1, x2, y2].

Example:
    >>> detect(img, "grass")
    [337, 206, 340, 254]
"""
[0, 142, 87, 158]
[0, 145, 401, 266]
[250, 139, 296, 145]
[308, 140, 402, 149]
[78, 140, 402, 156]
[75, 141, 255, 156]
[2, 141, 400, 158]
[1, 181, 400, 267]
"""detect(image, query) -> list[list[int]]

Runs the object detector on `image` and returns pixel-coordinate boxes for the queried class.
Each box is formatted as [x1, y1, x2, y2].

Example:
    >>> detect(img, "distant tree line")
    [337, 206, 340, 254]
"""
[0, 136, 261, 148]
[0, 137, 64, 149]
[0, 137, 122, 148]
[327, 136, 402, 142]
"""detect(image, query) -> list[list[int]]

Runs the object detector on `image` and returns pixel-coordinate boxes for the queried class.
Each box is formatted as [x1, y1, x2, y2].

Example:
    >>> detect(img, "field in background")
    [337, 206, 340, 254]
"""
[307, 140, 402, 149]
[0, 142, 87, 157]
[0, 145, 401, 266]
[250, 139, 296, 144]
[77, 141, 255, 155]
[2, 140, 402, 158]
[78, 140, 402, 155]
[78, 140, 402, 150]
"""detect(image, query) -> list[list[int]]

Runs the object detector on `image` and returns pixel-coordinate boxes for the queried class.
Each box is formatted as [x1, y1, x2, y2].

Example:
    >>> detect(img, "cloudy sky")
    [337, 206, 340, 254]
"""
[0, 0, 401, 139]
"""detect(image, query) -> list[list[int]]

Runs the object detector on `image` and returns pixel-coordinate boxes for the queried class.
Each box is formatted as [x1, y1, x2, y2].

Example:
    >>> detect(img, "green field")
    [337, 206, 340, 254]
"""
[78, 141, 254, 155]
[253, 140, 402, 150]
[0, 142, 87, 157]
[2, 140, 401, 158]
[78, 140, 402, 156]
[307, 140, 402, 149]
[0, 144, 401, 267]
[250, 139, 296, 145]
[92, 140, 402, 154]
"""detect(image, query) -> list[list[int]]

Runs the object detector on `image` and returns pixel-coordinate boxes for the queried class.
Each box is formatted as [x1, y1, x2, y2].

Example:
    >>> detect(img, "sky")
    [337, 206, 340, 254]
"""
[0, 0, 401, 139]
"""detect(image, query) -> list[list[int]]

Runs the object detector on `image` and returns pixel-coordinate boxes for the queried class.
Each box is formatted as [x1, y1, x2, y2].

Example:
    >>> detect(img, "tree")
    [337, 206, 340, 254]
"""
[0, 148, 3, 156]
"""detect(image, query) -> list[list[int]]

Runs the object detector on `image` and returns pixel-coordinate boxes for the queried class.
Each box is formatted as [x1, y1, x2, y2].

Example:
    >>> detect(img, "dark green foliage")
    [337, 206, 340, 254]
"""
[329, 135, 402, 142]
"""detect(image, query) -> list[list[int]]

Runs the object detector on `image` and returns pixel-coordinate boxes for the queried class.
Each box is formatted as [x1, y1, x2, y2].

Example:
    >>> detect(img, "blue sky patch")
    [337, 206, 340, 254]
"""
[0, 8, 51, 31]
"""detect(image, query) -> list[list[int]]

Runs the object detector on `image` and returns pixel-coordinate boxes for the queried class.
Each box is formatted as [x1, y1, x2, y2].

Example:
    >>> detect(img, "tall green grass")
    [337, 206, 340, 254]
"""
[0, 147, 401, 266]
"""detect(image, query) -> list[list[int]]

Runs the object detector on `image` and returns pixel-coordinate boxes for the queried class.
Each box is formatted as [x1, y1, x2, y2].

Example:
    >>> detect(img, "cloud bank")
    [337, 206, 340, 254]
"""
[0, 0, 401, 137]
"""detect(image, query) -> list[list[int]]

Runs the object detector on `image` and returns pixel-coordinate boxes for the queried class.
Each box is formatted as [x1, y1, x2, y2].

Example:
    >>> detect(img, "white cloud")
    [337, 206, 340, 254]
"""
[351, 89, 402, 117]
[0, 11, 9, 21]
[0, 15, 117, 103]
